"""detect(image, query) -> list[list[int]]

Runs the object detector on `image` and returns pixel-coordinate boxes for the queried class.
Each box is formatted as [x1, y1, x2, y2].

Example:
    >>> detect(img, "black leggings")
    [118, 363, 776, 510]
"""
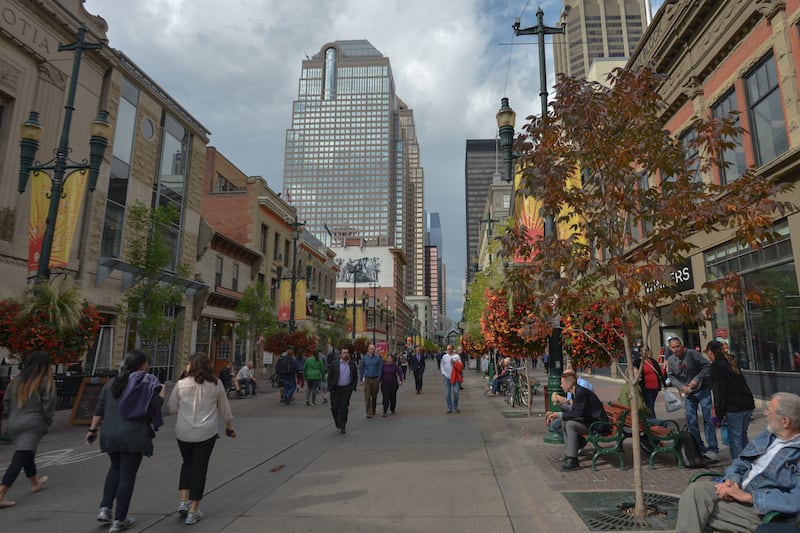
[101, 451, 143, 521]
[1, 450, 36, 487]
[178, 436, 217, 501]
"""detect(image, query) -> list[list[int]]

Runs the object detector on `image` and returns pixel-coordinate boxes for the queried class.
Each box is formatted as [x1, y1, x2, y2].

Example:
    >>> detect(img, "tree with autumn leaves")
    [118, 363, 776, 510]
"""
[499, 66, 793, 517]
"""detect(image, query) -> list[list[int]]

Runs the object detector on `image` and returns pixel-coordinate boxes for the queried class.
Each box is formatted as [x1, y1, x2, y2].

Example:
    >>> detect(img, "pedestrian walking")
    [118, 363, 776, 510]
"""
[359, 344, 382, 418]
[380, 355, 403, 416]
[440, 345, 461, 414]
[328, 348, 358, 434]
[0, 351, 55, 508]
[409, 346, 426, 394]
[705, 340, 755, 462]
[303, 352, 325, 406]
[88, 350, 164, 532]
[399, 351, 409, 379]
[167, 353, 236, 525]
[667, 337, 719, 461]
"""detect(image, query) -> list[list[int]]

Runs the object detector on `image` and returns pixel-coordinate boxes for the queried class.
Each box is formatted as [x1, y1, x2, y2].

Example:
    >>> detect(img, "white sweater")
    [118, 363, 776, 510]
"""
[167, 378, 233, 442]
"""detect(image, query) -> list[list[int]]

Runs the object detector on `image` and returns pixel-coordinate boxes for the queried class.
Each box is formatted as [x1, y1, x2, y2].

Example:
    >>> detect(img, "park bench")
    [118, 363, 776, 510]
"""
[585, 403, 630, 471]
[607, 401, 683, 469]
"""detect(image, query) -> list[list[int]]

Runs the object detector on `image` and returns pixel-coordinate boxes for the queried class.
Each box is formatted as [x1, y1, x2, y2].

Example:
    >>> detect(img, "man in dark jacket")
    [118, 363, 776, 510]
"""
[409, 346, 426, 394]
[560, 370, 609, 471]
[327, 348, 358, 434]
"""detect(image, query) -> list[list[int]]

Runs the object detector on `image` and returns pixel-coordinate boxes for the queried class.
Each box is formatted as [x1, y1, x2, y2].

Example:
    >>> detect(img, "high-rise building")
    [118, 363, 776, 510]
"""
[553, 0, 648, 79]
[283, 40, 424, 296]
[464, 139, 500, 283]
[425, 212, 445, 327]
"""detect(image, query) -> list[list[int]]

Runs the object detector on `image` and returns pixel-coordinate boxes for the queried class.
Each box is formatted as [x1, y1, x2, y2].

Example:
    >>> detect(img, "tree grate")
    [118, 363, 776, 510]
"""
[501, 411, 544, 418]
[562, 491, 679, 531]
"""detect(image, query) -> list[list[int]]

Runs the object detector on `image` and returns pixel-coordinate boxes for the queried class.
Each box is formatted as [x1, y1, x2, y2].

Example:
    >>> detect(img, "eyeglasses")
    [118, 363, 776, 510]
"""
[764, 407, 781, 417]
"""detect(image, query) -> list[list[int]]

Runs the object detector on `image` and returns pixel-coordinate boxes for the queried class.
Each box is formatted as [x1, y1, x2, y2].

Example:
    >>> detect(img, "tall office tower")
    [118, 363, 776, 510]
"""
[553, 0, 648, 79]
[464, 139, 500, 283]
[425, 212, 445, 324]
[283, 40, 425, 296]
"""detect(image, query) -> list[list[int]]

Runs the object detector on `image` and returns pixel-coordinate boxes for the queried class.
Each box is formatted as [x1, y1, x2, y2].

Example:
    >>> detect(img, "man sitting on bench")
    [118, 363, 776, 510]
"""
[559, 369, 608, 472]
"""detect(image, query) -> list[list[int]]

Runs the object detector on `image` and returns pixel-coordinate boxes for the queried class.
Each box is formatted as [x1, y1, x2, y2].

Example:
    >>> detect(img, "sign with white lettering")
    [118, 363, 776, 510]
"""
[644, 258, 694, 294]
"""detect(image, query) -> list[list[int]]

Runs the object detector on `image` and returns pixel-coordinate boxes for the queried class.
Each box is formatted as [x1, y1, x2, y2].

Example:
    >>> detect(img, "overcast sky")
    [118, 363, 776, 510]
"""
[83, 0, 666, 321]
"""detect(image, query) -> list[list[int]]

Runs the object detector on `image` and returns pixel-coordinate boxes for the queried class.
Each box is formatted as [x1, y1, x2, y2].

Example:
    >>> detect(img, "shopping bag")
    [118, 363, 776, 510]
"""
[664, 388, 683, 413]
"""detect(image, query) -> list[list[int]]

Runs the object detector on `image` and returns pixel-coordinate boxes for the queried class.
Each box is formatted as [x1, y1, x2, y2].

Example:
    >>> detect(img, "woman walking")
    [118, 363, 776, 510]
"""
[706, 340, 755, 462]
[88, 349, 163, 532]
[0, 351, 55, 508]
[634, 346, 662, 418]
[303, 352, 325, 406]
[168, 353, 235, 525]
[380, 355, 403, 416]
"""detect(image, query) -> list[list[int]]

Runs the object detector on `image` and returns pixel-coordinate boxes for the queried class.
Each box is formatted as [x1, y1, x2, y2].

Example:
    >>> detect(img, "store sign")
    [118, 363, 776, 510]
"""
[645, 258, 694, 294]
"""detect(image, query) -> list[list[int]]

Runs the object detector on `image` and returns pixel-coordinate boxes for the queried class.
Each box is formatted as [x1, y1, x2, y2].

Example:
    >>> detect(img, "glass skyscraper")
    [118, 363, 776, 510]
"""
[283, 40, 424, 295]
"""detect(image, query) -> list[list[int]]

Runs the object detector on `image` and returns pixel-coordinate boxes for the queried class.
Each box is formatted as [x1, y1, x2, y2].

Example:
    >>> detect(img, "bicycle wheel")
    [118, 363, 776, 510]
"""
[517, 374, 529, 407]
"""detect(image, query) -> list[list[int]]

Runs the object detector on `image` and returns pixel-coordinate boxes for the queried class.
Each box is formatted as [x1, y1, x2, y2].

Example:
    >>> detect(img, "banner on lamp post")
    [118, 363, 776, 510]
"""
[278, 280, 291, 321]
[294, 279, 307, 321]
[28, 170, 87, 272]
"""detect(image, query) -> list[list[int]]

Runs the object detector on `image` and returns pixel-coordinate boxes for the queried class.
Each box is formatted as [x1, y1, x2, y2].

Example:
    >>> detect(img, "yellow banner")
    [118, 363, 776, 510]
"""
[278, 280, 291, 321]
[356, 306, 365, 333]
[28, 170, 87, 272]
[294, 279, 307, 321]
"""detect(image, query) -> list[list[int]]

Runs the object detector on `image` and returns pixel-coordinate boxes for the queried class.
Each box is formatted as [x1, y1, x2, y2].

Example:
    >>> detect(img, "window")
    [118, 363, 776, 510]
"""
[215, 256, 223, 288]
[232, 263, 239, 292]
[214, 173, 242, 192]
[101, 78, 139, 258]
[260, 224, 268, 254]
[680, 128, 701, 183]
[273, 233, 280, 261]
[156, 113, 190, 270]
[746, 55, 788, 166]
[711, 89, 746, 184]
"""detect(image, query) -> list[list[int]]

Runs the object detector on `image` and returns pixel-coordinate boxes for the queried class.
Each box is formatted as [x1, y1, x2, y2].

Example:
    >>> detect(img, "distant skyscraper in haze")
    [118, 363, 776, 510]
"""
[464, 139, 499, 283]
[283, 40, 424, 296]
[553, 0, 648, 79]
[425, 212, 445, 324]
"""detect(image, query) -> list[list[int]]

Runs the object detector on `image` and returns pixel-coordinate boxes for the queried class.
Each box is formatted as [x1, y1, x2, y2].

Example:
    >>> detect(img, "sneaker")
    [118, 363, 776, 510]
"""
[96, 507, 112, 522]
[177, 500, 190, 517]
[703, 450, 719, 462]
[306, 400, 310, 406]
[455, 408, 461, 413]
[322, 399, 329, 404]
[109, 517, 135, 532]
[185, 510, 204, 525]
[311, 402, 317, 406]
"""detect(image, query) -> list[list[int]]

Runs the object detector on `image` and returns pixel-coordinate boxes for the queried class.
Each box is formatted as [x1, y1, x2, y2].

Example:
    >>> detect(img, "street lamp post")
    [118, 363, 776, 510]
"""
[370, 283, 379, 346]
[346, 263, 363, 340]
[513, 7, 566, 444]
[18, 26, 111, 282]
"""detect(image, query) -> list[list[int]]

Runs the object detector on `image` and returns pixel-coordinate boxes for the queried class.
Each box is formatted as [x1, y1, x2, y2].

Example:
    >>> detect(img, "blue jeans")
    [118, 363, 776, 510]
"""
[642, 388, 659, 419]
[684, 387, 718, 453]
[725, 410, 752, 461]
[282, 376, 297, 401]
[444, 376, 459, 411]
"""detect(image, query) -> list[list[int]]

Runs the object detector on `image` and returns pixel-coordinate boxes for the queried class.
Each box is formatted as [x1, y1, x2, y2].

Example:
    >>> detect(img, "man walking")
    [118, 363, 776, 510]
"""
[359, 344, 382, 418]
[328, 348, 357, 434]
[440, 345, 460, 413]
[667, 337, 719, 461]
[409, 346, 426, 394]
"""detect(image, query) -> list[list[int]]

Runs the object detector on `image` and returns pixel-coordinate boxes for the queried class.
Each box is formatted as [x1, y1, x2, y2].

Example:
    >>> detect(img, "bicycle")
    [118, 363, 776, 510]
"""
[508, 366, 528, 407]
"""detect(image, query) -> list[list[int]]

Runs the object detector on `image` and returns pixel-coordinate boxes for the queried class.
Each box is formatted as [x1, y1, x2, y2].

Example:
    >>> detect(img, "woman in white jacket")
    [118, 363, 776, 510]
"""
[168, 353, 236, 525]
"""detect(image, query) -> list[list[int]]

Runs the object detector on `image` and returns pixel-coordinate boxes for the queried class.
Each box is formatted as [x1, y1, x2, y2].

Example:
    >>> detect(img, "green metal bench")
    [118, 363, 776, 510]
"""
[608, 401, 683, 469]
[689, 472, 795, 524]
[586, 403, 630, 471]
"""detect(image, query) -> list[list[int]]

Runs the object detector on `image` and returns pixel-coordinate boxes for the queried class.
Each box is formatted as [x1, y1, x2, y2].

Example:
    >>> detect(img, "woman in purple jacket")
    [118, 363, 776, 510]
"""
[380, 355, 403, 417]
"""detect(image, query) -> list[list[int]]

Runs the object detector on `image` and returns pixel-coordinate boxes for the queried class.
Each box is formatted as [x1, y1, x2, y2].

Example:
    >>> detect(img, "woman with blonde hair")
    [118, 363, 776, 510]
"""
[0, 351, 55, 508]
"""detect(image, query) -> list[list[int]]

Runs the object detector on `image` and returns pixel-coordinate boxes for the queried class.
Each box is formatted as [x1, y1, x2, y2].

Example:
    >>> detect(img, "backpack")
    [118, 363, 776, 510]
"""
[677, 426, 707, 468]
[275, 355, 291, 377]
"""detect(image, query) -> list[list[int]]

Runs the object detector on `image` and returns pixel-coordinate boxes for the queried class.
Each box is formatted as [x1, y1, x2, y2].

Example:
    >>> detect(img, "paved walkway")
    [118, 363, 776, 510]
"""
[0, 363, 767, 532]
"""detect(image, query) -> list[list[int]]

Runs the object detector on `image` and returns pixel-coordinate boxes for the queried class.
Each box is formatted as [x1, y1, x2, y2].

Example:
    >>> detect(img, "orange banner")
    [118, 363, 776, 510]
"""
[28, 170, 87, 272]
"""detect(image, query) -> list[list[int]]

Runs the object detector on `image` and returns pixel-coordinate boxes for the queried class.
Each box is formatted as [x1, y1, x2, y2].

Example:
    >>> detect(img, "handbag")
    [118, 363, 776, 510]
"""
[664, 387, 683, 413]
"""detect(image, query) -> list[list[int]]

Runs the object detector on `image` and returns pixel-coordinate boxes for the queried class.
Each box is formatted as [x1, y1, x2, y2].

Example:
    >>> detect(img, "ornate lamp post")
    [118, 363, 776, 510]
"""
[345, 262, 363, 340]
[274, 214, 305, 332]
[513, 7, 567, 444]
[18, 26, 111, 281]
[370, 283, 379, 346]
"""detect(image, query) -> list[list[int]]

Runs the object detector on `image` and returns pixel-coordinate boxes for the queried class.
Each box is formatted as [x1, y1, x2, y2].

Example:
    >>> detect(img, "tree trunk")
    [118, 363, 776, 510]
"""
[622, 331, 646, 518]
